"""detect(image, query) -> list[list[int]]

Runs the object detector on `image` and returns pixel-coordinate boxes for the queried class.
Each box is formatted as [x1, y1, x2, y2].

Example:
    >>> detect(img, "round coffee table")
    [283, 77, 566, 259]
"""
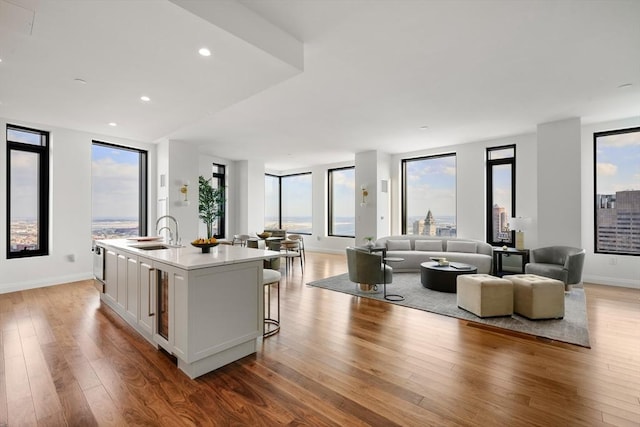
[420, 261, 477, 293]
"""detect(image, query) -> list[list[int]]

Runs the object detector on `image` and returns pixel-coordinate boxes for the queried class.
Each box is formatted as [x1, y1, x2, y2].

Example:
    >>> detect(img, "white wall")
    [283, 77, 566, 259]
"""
[2, 115, 637, 292]
[0, 117, 156, 293]
[581, 116, 640, 288]
[537, 118, 582, 247]
[389, 133, 538, 245]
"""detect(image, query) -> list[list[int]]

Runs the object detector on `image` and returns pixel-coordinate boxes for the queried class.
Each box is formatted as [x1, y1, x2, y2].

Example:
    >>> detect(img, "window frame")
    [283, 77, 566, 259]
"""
[401, 152, 457, 235]
[91, 140, 148, 238]
[328, 166, 355, 238]
[593, 126, 640, 256]
[486, 144, 516, 247]
[264, 172, 313, 235]
[6, 124, 50, 259]
[210, 163, 226, 239]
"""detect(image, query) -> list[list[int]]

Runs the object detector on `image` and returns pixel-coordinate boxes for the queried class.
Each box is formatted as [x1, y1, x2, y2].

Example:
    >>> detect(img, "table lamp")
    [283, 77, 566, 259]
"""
[510, 216, 530, 250]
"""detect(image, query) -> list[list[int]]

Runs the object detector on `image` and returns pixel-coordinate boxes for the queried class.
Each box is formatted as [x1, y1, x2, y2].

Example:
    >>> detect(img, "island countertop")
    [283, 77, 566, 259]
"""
[96, 239, 280, 271]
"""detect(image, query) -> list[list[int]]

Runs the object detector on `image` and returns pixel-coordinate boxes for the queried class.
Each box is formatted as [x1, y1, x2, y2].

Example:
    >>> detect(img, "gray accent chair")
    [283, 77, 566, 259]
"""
[346, 247, 392, 292]
[524, 246, 586, 290]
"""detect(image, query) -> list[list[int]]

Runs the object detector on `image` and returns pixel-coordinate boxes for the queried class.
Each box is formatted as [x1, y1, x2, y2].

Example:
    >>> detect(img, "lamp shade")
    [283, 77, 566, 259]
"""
[510, 216, 531, 232]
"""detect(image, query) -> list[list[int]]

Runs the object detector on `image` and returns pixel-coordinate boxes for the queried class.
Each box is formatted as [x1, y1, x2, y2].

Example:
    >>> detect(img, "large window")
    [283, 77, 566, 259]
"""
[91, 141, 147, 240]
[486, 145, 516, 246]
[328, 167, 355, 237]
[594, 127, 640, 256]
[264, 172, 312, 234]
[6, 125, 50, 258]
[264, 174, 280, 230]
[209, 163, 226, 238]
[402, 154, 456, 236]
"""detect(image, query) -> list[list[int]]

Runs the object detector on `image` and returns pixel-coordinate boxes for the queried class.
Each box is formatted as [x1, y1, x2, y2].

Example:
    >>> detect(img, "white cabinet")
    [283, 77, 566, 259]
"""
[125, 256, 139, 324]
[104, 249, 118, 305]
[116, 253, 127, 311]
[138, 258, 155, 338]
[97, 241, 264, 379]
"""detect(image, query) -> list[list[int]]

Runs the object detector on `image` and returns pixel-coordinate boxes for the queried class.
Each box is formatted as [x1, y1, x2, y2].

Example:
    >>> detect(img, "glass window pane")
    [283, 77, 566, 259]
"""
[488, 147, 514, 160]
[329, 168, 355, 237]
[264, 175, 280, 229]
[7, 128, 45, 146]
[404, 155, 456, 236]
[281, 174, 312, 234]
[91, 143, 143, 239]
[595, 127, 640, 255]
[491, 163, 513, 243]
[9, 150, 41, 252]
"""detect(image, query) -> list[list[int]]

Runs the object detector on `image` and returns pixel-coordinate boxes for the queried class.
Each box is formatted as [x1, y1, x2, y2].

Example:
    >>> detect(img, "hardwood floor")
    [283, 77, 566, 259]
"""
[0, 251, 638, 426]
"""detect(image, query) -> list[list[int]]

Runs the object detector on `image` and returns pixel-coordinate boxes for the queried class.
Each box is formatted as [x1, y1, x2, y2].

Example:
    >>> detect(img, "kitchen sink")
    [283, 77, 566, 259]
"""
[129, 244, 171, 250]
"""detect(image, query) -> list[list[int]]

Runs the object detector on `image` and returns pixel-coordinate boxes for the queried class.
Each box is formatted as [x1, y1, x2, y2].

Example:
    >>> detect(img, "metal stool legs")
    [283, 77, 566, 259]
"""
[263, 271, 280, 337]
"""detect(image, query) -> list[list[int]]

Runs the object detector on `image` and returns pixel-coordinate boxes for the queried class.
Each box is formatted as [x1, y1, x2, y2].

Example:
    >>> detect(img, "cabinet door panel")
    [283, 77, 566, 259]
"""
[116, 254, 127, 310]
[126, 257, 139, 322]
[138, 259, 155, 337]
[104, 250, 118, 304]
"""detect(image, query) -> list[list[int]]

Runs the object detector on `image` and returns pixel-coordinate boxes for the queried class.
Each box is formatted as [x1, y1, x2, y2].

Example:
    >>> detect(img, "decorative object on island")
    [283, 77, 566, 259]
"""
[510, 216, 531, 250]
[198, 175, 225, 238]
[191, 237, 219, 253]
[360, 185, 369, 207]
[257, 231, 272, 239]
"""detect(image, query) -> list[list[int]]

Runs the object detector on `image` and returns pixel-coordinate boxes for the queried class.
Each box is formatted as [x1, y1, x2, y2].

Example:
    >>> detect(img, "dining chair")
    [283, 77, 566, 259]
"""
[287, 234, 306, 265]
[233, 234, 251, 247]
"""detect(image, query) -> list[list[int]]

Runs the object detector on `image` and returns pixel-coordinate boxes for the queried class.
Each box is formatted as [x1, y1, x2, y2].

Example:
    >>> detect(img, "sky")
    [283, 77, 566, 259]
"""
[91, 144, 141, 220]
[405, 155, 456, 219]
[595, 130, 640, 194]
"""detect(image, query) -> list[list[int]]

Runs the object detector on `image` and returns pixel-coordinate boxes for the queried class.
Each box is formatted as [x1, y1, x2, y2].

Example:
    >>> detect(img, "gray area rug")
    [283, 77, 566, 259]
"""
[307, 272, 590, 348]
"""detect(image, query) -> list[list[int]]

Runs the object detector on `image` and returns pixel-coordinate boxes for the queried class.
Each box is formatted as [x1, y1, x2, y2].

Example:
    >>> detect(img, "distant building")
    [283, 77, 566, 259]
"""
[492, 204, 510, 242]
[413, 210, 436, 236]
[596, 190, 640, 254]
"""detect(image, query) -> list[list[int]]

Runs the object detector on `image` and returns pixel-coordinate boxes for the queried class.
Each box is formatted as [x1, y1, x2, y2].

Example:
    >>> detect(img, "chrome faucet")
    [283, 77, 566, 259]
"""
[157, 226, 174, 244]
[156, 215, 180, 245]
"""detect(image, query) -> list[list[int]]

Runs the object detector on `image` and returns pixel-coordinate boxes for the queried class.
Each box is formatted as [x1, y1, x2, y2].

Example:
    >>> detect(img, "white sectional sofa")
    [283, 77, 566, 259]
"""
[374, 235, 493, 273]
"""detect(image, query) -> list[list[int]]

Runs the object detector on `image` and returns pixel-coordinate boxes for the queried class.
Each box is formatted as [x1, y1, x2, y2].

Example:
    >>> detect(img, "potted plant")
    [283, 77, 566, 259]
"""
[363, 236, 375, 248]
[198, 175, 225, 238]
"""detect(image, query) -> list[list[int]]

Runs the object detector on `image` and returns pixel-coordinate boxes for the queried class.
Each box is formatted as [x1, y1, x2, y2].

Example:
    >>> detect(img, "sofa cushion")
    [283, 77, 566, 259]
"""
[447, 240, 477, 253]
[386, 239, 412, 251]
[415, 240, 443, 251]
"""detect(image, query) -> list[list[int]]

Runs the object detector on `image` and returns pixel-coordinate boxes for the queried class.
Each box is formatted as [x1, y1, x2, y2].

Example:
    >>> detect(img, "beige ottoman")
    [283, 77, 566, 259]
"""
[505, 274, 565, 320]
[457, 274, 514, 318]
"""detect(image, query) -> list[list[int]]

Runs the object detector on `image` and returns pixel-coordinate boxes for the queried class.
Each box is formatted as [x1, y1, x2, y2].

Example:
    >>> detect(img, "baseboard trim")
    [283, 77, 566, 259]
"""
[583, 274, 639, 289]
[0, 272, 94, 294]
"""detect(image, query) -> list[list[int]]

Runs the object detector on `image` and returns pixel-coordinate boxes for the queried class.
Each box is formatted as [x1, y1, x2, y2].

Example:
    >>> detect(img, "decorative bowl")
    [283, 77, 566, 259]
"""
[191, 242, 219, 253]
[257, 231, 272, 239]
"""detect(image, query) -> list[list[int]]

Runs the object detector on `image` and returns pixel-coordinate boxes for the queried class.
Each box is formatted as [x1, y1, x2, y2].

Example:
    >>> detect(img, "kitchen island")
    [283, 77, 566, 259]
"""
[95, 239, 279, 379]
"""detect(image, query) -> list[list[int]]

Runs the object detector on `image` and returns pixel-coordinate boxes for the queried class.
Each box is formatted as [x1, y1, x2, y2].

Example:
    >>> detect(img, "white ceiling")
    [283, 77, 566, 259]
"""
[1, 0, 639, 171]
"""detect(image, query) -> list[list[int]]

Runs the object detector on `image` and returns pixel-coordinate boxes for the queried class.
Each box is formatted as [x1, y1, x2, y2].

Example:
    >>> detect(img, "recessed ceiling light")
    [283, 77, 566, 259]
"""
[74, 78, 87, 84]
[198, 47, 211, 57]
[617, 83, 633, 89]
[420, 125, 429, 130]
[140, 95, 150, 102]
[108, 122, 117, 127]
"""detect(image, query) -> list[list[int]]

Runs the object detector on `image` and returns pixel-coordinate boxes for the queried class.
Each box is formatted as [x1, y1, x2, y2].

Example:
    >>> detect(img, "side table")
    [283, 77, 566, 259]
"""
[492, 247, 530, 276]
[383, 257, 405, 301]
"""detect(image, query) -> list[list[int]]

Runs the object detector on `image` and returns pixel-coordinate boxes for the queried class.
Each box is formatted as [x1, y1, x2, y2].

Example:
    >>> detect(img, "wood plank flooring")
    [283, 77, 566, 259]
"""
[0, 251, 638, 426]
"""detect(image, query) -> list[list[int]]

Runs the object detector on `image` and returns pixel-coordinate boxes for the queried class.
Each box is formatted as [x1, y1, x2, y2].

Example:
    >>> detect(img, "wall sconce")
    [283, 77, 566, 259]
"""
[180, 180, 190, 206]
[360, 185, 369, 207]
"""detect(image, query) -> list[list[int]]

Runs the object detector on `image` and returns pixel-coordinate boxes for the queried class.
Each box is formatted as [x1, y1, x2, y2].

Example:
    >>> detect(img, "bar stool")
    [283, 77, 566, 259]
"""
[262, 269, 281, 337]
